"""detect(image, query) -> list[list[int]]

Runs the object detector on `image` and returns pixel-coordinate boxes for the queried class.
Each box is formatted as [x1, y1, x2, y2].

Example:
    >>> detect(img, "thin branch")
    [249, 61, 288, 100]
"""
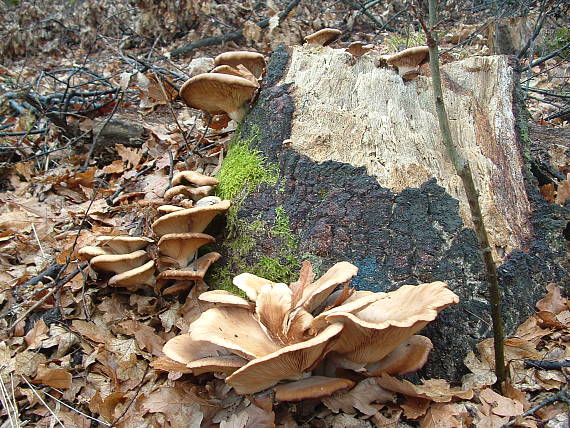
[415, 0, 506, 390]
[20, 376, 65, 428]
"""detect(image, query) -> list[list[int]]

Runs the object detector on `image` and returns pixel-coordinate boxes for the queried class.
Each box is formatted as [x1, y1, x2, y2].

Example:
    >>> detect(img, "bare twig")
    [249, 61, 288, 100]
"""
[20, 376, 65, 428]
[524, 359, 570, 370]
[415, 0, 506, 390]
[111, 363, 150, 426]
[502, 390, 570, 427]
[42, 389, 112, 427]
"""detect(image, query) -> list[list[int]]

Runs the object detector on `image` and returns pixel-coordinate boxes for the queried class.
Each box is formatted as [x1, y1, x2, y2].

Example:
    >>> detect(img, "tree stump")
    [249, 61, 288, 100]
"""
[211, 45, 569, 380]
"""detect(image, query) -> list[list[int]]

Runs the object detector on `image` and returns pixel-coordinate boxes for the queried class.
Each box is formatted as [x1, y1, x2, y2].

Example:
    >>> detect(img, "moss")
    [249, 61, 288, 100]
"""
[215, 134, 279, 201]
[208, 131, 302, 292]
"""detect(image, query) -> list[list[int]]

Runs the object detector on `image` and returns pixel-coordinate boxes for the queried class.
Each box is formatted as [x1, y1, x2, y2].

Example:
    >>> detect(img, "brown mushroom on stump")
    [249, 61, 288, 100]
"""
[179, 73, 258, 123]
[213, 51, 266, 80]
[304, 28, 342, 46]
[386, 46, 430, 80]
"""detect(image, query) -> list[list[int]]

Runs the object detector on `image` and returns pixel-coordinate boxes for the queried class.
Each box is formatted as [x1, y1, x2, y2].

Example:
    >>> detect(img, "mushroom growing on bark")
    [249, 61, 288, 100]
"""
[386, 46, 430, 80]
[160, 261, 459, 396]
[213, 51, 266, 79]
[304, 28, 342, 46]
[179, 73, 258, 123]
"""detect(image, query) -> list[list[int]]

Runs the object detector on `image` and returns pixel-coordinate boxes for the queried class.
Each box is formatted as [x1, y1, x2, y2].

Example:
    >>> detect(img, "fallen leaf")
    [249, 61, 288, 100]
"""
[536, 284, 568, 314]
[25, 319, 49, 348]
[375, 373, 474, 402]
[479, 388, 523, 417]
[322, 377, 396, 415]
[420, 403, 461, 428]
[32, 364, 72, 389]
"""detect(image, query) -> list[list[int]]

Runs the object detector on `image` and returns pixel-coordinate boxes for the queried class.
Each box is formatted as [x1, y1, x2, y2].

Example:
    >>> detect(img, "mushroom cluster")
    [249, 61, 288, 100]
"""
[78, 170, 230, 295]
[152, 170, 231, 295]
[162, 260, 459, 399]
[78, 236, 156, 290]
[179, 51, 266, 123]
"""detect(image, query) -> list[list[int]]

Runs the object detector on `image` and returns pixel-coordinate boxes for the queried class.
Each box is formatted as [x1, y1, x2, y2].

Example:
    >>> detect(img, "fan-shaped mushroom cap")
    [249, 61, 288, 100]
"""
[189, 306, 281, 360]
[157, 204, 186, 214]
[78, 246, 113, 261]
[304, 28, 342, 46]
[386, 46, 430, 79]
[232, 272, 277, 301]
[275, 376, 355, 401]
[187, 355, 248, 375]
[108, 260, 156, 288]
[195, 196, 222, 207]
[213, 51, 266, 79]
[90, 250, 149, 274]
[163, 185, 213, 201]
[365, 335, 433, 376]
[211, 64, 259, 86]
[151, 200, 231, 237]
[226, 322, 344, 394]
[95, 236, 153, 254]
[346, 41, 374, 57]
[163, 333, 230, 365]
[179, 73, 258, 123]
[296, 261, 359, 313]
[158, 233, 215, 268]
[198, 290, 254, 309]
[157, 252, 220, 280]
[255, 283, 293, 342]
[171, 171, 219, 187]
[317, 282, 458, 365]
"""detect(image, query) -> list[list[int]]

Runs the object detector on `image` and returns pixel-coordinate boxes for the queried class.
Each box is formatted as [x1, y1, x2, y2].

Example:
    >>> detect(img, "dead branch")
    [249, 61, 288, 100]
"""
[524, 359, 570, 370]
[170, 0, 301, 57]
[415, 0, 507, 389]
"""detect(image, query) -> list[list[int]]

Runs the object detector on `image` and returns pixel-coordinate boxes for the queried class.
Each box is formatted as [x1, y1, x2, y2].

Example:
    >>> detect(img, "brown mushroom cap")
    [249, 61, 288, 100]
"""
[179, 73, 258, 123]
[157, 252, 221, 280]
[90, 250, 149, 274]
[274, 376, 355, 401]
[226, 322, 344, 394]
[108, 260, 156, 288]
[171, 171, 219, 187]
[77, 246, 113, 261]
[95, 236, 153, 254]
[163, 333, 230, 365]
[365, 335, 433, 376]
[187, 355, 248, 375]
[386, 46, 430, 78]
[346, 41, 374, 57]
[151, 200, 231, 237]
[318, 282, 458, 365]
[198, 290, 255, 309]
[232, 272, 277, 301]
[304, 28, 342, 46]
[213, 51, 266, 79]
[157, 204, 186, 214]
[211, 64, 259, 86]
[158, 232, 215, 268]
[163, 185, 213, 201]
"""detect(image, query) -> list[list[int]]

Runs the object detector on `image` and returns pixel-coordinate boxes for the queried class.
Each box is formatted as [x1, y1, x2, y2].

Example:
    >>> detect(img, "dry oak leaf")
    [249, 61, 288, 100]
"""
[536, 284, 568, 314]
[479, 388, 523, 417]
[24, 319, 49, 348]
[118, 320, 165, 357]
[32, 364, 72, 389]
[106, 338, 139, 369]
[375, 373, 474, 402]
[14, 351, 46, 377]
[71, 319, 113, 343]
[42, 324, 79, 358]
[420, 403, 463, 428]
[89, 391, 126, 422]
[401, 396, 431, 419]
[142, 387, 206, 428]
[116, 144, 143, 169]
[322, 377, 396, 415]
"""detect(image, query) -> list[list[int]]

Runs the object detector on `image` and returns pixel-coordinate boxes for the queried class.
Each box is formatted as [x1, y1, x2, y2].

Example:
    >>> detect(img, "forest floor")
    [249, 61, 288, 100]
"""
[0, 1, 569, 427]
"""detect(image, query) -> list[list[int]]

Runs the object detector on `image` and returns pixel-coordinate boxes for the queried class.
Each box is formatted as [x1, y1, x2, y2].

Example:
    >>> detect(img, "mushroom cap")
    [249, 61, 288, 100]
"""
[346, 41, 374, 57]
[157, 252, 221, 280]
[162, 280, 196, 296]
[316, 282, 458, 364]
[77, 246, 113, 261]
[189, 306, 281, 360]
[195, 196, 222, 207]
[232, 272, 277, 301]
[163, 185, 213, 201]
[365, 335, 433, 376]
[213, 51, 266, 79]
[151, 200, 231, 237]
[163, 333, 230, 365]
[158, 232, 215, 268]
[179, 73, 258, 122]
[274, 376, 355, 401]
[211, 64, 259, 86]
[108, 260, 156, 288]
[90, 250, 149, 274]
[187, 355, 248, 375]
[386, 46, 430, 75]
[226, 322, 344, 394]
[304, 28, 342, 46]
[95, 236, 153, 254]
[198, 290, 255, 309]
[171, 171, 219, 187]
[157, 204, 186, 214]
